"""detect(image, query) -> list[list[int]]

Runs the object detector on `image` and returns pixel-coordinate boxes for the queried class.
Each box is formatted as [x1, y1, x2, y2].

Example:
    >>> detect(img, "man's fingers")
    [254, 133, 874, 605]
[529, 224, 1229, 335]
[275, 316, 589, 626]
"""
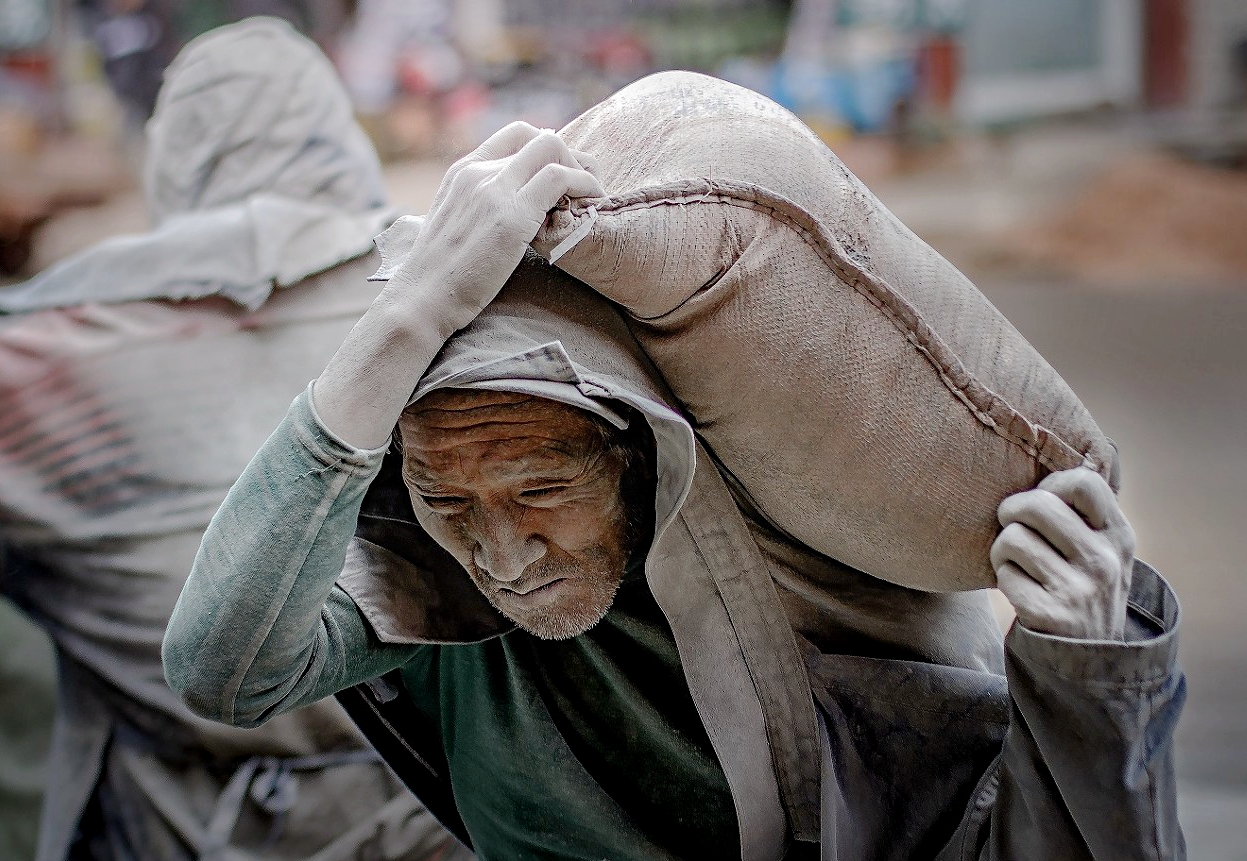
[466, 121, 544, 163]
[990, 521, 1068, 591]
[499, 131, 584, 188]
[1037, 467, 1118, 531]
[995, 561, 1052, 622]
[999, 468, 1136, 578]
[518, 162, 606, 213]
[570, 148, 602, 177]
[997, 488, 1089, 561]
[434, 123, 544, 209]
[994, 467, 1135, 641]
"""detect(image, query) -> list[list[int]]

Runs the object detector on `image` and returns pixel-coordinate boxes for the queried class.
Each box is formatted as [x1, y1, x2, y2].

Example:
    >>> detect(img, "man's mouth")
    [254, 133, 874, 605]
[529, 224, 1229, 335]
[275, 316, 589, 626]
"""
[499, 577, 568, 608]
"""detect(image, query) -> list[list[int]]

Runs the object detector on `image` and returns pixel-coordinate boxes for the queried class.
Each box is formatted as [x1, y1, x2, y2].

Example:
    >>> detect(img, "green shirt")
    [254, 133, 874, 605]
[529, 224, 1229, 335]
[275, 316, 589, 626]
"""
[401, 574, 740, 861]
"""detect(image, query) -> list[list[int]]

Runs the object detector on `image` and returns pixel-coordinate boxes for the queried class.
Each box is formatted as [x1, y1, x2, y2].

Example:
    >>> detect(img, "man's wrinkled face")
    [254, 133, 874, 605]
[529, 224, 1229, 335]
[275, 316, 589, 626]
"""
[397, 389, 650, 640]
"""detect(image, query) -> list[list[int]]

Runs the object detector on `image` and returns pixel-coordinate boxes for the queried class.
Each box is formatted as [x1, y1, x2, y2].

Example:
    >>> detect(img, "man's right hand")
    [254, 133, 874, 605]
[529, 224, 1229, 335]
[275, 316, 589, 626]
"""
[991, 467, 1134, 642]
[311, 122, 603, 450]
[381, 121, 604, 336]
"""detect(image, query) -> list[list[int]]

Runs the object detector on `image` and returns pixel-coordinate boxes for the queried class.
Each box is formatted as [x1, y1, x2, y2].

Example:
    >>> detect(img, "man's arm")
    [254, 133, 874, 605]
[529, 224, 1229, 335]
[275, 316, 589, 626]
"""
[164, 123, 603, 725]
[164, 387, 418, 725]
[939, 468, 1184, 860]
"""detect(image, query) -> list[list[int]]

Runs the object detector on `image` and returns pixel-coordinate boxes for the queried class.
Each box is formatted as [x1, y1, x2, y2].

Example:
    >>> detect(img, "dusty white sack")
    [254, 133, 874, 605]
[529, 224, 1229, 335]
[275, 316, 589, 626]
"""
[534, 71, 1117, 591]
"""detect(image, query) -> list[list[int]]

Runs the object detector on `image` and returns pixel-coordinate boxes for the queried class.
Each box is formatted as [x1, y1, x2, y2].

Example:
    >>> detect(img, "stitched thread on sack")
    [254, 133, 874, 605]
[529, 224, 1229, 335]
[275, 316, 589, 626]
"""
[550, 181, 1099, 477]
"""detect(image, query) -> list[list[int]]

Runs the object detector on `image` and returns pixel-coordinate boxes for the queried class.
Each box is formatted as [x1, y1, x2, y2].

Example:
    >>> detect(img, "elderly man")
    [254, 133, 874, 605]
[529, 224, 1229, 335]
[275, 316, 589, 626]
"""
[165, 121, 1185, 860]
[0, 18, 468, 861]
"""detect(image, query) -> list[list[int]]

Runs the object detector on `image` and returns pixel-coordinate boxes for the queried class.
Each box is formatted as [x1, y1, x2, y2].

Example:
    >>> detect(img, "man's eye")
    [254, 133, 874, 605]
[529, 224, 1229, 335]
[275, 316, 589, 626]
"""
[420, 495, 469, 512]
[520, 486, 569, 500]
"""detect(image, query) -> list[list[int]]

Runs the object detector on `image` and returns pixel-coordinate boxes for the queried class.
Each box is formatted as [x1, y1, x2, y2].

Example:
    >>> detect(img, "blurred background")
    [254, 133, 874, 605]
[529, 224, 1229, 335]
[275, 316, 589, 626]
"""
[1, 0, 1244, 858]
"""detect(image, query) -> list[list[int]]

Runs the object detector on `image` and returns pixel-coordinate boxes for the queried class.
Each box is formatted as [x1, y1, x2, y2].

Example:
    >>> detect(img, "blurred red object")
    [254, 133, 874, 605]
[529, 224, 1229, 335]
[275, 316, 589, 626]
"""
[583, 29, 651, 78]
[916, 34, 959, 112]
[1144, 0, 1189, 108]
[1, 51, 54, 86]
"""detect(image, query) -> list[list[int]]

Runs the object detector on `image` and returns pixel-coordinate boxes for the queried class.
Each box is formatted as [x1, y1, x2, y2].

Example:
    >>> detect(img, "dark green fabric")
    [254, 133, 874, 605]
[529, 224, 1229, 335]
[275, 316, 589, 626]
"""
[400, 575, 739, 861]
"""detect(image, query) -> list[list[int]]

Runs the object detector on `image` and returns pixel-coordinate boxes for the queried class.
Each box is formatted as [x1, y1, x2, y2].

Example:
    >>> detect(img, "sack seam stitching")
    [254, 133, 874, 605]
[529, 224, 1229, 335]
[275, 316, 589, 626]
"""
[557, 182, 1100, 476]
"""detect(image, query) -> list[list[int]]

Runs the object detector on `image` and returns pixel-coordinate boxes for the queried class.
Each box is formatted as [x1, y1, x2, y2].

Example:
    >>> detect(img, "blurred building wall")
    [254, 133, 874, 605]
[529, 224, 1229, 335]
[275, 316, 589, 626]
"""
[1190, 0, 1247, 108]
[954, 0, 1247, 121]
[957, 0, 1142, 123]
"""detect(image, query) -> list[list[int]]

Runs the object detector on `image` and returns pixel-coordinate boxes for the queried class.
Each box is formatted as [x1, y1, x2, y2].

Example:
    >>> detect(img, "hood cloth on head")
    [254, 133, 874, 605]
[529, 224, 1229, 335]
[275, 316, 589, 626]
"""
[338, 217, 1008, 855]
[0, 17, 396, 314]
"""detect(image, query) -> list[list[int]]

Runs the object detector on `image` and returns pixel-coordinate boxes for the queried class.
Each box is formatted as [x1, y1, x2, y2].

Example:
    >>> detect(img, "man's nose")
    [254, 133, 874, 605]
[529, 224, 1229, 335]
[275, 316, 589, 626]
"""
[472, 509, 546, 582]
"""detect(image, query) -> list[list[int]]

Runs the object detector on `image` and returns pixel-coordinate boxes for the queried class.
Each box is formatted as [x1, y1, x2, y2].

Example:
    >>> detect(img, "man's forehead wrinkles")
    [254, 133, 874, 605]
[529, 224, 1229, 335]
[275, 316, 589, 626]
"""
[407, 388, 598, 428]
[399, 388, 613, 487]
[405, 458, 595, 498]
[409, 390, 562, 422]
[413, 388, 534, 411]
[413, 404, 549, 426]
[406, 424, 593, 456]
[411, 412, 589, 440]
[407, 415, 581, 439]
[409, 438, 591, 475]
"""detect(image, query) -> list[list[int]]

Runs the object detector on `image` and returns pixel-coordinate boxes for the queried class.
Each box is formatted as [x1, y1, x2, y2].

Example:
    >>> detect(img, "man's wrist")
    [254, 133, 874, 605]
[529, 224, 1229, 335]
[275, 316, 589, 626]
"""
[312, 283, 463, 449]
[304, 383, 390, 462]
[373, 280, 465, 345]
[1005, 563, 1180, 688]
[379, 255, 496, 343]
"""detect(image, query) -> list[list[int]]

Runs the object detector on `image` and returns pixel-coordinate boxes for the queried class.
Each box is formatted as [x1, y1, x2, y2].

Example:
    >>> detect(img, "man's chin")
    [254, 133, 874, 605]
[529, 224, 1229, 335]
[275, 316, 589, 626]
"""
[490, 580, 621, 641]
[513, 612, 605, 641]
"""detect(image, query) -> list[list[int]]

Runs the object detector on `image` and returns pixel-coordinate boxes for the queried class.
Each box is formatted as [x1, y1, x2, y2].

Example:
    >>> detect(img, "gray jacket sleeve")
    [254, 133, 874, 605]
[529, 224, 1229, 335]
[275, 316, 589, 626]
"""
[943, 560, 1185, 861]
[163, 385, 420, 727]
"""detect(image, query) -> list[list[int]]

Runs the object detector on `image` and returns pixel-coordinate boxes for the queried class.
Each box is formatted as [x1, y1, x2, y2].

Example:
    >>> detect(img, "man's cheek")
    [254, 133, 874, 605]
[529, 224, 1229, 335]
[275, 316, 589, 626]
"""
[540, 503, 604, 551]
[551, 499, 629, 558]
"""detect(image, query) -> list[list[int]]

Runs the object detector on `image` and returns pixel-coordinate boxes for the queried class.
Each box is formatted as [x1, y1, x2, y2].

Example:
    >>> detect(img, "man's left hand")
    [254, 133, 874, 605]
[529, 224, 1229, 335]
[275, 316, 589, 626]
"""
[991, 467, 1135, 641]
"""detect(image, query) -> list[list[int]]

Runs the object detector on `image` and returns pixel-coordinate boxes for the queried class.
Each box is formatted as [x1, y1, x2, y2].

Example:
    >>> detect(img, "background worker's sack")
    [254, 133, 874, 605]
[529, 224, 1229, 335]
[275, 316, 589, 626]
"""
[533, 71, 1117, 591]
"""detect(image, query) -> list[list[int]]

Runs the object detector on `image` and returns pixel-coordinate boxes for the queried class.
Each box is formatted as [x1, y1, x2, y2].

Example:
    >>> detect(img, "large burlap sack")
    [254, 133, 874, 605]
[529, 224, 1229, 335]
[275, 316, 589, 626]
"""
[533, 71, 1118, 592]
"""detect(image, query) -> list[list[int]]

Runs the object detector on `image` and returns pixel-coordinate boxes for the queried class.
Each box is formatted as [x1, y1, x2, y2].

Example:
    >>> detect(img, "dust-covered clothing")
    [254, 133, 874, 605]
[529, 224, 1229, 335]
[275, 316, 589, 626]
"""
[165, 261, 1185, 860]
[0, 592, 55, 861]
[394, 570, 740, 860]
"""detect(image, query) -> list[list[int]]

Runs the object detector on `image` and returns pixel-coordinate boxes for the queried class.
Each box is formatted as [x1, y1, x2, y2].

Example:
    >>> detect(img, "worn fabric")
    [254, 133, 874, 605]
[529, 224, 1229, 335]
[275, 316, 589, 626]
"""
[531, 70, 1118, 593]
[0, 17, 393, 315]
[0, 198, 397, 314]
[0, 16, 465, 861]
[165, 258, 1181, 859]
[396, 570, 740, 860]
[0, 262, 467, 861]
[0, 591, 56, 861]
[142, 16, 385, 224]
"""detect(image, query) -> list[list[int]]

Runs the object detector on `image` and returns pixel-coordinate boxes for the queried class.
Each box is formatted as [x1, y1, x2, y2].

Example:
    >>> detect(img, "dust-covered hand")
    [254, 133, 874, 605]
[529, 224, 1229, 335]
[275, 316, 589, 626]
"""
[991, 467, 1135, 642]
[312, 122, 603, 449]
[382, 121, 604, 334]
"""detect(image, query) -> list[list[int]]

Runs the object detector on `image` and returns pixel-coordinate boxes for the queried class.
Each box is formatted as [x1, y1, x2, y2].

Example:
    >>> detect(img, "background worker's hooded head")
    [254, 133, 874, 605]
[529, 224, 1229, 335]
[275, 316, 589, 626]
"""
[0, 17, 396, 314]
[143, 16, 386, 223]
